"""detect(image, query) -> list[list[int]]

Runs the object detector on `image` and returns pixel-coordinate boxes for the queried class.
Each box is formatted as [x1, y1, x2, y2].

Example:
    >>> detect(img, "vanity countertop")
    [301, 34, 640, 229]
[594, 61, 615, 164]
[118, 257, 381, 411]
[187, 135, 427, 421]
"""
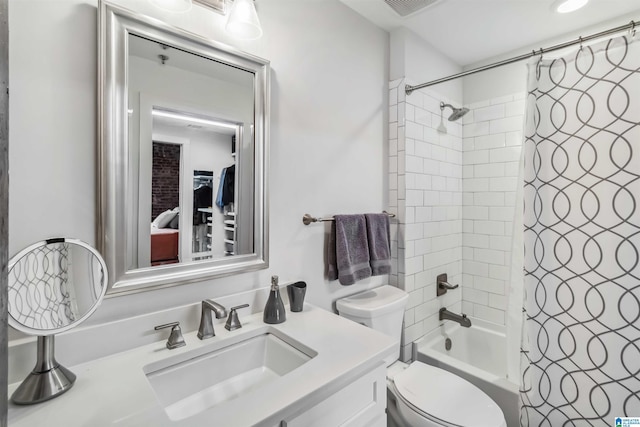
[8, 305, 395, 426]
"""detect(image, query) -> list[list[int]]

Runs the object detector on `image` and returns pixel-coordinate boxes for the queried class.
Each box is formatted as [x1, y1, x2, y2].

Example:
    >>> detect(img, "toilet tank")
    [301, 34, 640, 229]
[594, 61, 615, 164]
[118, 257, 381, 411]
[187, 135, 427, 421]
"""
[336, 286, 408, 365]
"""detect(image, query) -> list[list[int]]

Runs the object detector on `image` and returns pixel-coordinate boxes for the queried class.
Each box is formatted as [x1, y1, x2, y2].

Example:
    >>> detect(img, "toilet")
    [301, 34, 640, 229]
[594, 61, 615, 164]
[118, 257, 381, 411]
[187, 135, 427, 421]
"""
[336, 285, 507, 427]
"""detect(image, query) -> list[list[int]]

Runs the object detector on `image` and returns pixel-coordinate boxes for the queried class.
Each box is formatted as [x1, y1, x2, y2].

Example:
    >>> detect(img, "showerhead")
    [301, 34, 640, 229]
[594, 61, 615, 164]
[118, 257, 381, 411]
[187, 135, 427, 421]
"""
[448, 107, 470, 121]
[440, 102, 470, 121]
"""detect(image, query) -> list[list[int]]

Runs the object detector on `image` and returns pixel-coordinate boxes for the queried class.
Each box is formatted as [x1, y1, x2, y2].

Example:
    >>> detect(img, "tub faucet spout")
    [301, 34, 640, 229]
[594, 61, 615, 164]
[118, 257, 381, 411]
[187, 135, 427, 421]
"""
[439, 307, 472, 328]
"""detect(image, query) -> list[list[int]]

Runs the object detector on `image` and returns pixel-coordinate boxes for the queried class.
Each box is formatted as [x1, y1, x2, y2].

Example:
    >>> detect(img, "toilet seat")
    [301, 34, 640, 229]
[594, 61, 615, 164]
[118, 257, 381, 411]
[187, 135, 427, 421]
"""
[391, 363, 506, 427]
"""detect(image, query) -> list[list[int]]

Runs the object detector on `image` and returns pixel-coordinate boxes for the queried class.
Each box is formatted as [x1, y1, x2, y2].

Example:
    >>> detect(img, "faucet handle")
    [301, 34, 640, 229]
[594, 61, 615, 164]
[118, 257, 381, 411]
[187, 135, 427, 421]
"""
[225, 304, 250, 331]
[436, 273, 459, 296]
[438, 281, 459, 290]
[155, 322, 186, 350]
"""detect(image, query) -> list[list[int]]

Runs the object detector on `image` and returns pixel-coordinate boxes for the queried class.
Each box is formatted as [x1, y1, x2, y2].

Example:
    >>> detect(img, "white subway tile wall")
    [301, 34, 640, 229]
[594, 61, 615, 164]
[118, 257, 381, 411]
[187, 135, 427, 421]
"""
[390, 80, 525, 359]
[389, 79, 463, 361]
[461, 92, 525, 326]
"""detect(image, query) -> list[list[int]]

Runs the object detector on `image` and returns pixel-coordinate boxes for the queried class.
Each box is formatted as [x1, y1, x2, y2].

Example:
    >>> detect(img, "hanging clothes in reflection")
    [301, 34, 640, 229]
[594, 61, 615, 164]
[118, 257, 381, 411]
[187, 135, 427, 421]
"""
[215, 168, 226, 209]
[216, 164, 235, 210]
[193, 171, 213, 225]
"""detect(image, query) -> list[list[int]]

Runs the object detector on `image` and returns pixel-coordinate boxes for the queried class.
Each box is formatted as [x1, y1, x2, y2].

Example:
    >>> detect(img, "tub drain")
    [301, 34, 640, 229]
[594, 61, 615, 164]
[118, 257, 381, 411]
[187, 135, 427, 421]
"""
[445, 338, 452, 351]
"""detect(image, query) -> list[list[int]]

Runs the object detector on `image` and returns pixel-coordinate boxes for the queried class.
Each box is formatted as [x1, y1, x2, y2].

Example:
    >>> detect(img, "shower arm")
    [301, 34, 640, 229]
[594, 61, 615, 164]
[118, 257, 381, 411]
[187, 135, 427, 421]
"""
[440, 102, 469, 121]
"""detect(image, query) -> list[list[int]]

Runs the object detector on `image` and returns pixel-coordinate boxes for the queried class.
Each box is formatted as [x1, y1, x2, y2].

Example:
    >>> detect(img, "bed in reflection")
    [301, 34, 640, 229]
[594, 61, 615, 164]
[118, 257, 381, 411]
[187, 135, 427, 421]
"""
[151, 228, 179, 266]
[150, 208, 180, 266]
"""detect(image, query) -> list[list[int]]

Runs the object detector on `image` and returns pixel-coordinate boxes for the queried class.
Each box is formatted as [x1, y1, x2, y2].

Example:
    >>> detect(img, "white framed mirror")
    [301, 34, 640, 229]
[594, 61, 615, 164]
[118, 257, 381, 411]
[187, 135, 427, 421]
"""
[99, 1, 269, 295]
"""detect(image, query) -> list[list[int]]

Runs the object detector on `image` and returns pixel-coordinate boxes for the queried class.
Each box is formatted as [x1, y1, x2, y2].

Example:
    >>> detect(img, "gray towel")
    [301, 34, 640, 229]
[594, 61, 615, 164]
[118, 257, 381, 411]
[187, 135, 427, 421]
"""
[365, 213, 391, 276]
[329, 215, 372, 286]
[328, 221, 338, 281]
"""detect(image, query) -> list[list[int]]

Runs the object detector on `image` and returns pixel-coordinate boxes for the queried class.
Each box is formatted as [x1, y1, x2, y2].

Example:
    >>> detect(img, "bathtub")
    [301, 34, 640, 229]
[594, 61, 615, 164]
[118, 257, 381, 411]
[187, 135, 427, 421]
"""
[413, 318, 520, 427]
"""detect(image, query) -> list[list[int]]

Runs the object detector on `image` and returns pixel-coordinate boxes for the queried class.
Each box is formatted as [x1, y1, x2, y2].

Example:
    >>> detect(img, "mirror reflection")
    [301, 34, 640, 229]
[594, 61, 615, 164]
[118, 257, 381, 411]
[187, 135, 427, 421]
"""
[100, 2, 269, 294]
[127, 34, 254, 269]
[148, 108, 243, 266]
[8, 239, 108, 334]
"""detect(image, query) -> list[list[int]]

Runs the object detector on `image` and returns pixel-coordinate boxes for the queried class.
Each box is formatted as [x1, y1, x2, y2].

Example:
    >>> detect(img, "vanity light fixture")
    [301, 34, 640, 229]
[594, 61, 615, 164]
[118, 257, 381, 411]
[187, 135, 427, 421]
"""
[225, 0, 263, 40]
[149, 0, 193, 13]
[152, 109, 238, 130]
[553, 0, 588, 13]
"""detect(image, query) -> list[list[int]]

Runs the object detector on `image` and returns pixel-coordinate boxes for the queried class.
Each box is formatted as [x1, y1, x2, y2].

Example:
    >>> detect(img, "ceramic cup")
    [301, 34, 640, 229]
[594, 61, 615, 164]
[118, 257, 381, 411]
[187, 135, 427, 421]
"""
[287, 281, 307, 312]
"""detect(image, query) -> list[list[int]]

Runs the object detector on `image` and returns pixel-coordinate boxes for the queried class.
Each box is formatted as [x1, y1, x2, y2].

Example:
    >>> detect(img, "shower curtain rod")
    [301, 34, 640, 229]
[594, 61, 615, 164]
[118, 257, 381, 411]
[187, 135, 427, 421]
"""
[405, 19, 639, 95]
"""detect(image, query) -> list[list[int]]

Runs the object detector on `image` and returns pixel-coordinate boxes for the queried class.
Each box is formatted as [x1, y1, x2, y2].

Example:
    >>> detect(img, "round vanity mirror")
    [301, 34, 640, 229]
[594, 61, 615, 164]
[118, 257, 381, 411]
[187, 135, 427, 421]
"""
[8, 238, 108, 404]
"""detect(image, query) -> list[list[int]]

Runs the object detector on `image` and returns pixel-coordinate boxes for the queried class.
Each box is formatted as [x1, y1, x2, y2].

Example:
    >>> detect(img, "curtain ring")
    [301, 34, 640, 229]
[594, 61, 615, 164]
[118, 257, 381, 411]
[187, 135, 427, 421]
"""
[535, 48, 543, 70]
[632, 21, 637, 37]
[579, 36, 583, 51]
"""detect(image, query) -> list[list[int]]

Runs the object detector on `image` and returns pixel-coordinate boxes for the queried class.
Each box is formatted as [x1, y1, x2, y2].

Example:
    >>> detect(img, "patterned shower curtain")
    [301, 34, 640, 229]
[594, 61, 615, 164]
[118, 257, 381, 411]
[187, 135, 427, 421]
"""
[520, 35, 640, 426]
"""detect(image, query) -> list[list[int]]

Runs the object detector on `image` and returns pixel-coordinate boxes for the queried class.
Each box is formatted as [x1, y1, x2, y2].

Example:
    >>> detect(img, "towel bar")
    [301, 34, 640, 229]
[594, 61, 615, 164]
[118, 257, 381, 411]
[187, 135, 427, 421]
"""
[303, 211, 396, 226]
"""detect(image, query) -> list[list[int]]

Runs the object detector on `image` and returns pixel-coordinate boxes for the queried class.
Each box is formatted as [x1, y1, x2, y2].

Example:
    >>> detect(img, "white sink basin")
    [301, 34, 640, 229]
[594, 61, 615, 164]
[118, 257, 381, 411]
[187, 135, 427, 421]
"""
[143, 328, 317, 421]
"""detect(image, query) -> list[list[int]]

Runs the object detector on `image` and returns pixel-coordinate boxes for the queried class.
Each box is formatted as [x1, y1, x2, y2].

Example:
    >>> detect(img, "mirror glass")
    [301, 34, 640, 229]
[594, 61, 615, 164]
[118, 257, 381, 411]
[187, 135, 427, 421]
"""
[8, 239, 108, 335]
[128, 34, 254, 268]
[100, 4, 269, 294]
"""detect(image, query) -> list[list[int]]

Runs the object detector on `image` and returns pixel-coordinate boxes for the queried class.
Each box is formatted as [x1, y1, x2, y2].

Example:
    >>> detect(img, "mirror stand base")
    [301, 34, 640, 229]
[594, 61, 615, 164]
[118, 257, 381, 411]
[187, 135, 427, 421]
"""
[11, 336, 76, 405]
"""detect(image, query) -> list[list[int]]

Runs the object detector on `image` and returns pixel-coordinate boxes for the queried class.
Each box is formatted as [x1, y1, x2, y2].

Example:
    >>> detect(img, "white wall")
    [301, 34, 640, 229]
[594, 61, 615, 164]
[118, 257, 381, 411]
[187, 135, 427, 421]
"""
[8, 0, 389, 335]
[189, 131, 233, 177]
[391, 27, 462, 102]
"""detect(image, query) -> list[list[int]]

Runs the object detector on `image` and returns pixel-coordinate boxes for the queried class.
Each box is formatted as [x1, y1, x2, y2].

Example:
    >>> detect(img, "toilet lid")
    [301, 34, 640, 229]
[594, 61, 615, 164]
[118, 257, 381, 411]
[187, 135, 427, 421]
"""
[393, 363, 505, 427]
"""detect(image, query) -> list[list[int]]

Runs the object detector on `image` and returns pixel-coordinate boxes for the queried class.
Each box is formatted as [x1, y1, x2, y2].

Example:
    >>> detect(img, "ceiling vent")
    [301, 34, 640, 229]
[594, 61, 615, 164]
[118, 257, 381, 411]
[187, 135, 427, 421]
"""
[383, 0, 442, 17]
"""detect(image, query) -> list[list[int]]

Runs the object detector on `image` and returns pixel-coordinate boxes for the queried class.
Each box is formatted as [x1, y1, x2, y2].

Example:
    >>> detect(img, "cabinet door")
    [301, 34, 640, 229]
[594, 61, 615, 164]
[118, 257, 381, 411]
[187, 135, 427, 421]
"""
[282, 365, 386, 427]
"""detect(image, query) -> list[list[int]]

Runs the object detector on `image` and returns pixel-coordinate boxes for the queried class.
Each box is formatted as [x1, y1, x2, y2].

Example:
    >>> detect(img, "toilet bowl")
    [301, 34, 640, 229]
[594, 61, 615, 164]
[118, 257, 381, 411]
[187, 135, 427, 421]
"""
[387, 361, 506, 427]
[336, 286, 507, 427]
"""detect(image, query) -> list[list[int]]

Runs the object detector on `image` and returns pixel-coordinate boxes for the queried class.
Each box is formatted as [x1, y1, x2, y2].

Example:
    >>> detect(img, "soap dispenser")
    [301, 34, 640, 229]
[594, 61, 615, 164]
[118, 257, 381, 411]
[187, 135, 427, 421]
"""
[263, 275, 286, 324]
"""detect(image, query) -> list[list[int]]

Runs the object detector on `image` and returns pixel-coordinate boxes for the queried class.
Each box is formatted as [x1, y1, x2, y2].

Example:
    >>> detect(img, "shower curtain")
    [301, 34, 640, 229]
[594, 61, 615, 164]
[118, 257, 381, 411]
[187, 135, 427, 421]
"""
[520, 35, 640, 426]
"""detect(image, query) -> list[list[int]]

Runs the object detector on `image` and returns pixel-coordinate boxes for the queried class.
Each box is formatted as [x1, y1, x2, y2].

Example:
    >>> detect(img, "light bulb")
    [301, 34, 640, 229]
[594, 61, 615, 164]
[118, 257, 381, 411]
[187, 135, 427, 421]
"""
[226, 0, 263, 40]
[553, 0, 588, 14]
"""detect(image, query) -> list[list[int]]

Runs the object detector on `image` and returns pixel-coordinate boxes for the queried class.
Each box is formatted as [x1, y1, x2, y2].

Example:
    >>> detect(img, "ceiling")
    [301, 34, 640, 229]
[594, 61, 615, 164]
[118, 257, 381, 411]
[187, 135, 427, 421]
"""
[129, 33, 253, 87]
[340, 0, 640, 66]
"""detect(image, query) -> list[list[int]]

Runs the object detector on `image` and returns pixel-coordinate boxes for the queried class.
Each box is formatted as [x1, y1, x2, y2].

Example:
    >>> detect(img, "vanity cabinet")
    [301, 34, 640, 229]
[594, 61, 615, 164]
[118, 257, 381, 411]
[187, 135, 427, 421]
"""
[8, 303, 395, 427]
[276, 364, 387, 427]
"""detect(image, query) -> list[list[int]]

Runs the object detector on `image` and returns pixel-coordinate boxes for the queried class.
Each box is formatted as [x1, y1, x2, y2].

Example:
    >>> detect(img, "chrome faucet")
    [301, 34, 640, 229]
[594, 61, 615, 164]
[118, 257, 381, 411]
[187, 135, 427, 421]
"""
[439, 307, 472, 328]
[197, 299, 227, 340]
